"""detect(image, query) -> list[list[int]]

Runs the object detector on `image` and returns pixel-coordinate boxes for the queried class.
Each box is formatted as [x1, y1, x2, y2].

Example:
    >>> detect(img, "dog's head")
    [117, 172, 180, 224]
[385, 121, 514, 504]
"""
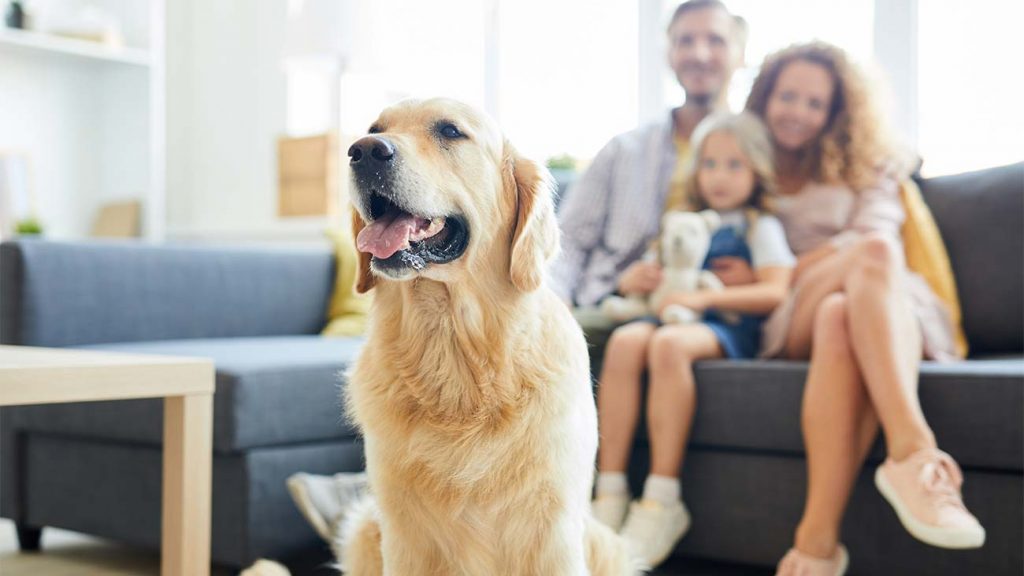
[349, 98, 558, 294]
[660, 209, 721, 269]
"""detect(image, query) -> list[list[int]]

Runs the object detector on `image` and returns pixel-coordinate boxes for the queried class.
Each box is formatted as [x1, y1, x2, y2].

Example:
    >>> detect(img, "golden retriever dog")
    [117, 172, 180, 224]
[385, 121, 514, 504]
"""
[246, 98, 639, 576]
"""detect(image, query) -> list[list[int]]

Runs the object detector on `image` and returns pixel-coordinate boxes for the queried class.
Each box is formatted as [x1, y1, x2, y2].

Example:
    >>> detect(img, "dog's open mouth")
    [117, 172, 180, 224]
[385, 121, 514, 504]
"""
[356, 192, 469, 270]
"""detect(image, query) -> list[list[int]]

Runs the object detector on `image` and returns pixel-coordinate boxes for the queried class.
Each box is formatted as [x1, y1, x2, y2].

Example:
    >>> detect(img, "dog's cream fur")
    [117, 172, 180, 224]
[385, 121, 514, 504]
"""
[246, 99, 639, 576]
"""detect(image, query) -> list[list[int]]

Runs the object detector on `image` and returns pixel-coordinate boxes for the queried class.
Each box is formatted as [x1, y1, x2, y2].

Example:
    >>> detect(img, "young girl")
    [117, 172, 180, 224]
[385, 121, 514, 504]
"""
[591, 112, 795, 567]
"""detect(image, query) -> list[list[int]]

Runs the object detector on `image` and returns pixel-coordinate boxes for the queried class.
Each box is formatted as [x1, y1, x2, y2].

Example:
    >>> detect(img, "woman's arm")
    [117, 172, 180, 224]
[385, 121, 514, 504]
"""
[829, 174, 905, 249]
[792, 244, 837, 283]
[657, 266, 793, 316]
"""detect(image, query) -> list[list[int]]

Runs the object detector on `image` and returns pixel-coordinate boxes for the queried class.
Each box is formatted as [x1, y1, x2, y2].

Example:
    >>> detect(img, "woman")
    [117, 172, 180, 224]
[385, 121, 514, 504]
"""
[743, 42, 984, 576]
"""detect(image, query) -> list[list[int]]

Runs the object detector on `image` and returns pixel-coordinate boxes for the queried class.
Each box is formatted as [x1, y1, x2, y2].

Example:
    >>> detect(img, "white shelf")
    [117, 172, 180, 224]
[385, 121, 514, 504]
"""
[0, 27, 149, 67]
[166, 217, 338, 244]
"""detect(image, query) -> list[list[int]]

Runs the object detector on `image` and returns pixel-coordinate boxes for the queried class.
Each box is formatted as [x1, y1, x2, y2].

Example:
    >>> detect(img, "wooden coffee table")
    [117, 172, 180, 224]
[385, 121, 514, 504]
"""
[0, 345, 215, 576]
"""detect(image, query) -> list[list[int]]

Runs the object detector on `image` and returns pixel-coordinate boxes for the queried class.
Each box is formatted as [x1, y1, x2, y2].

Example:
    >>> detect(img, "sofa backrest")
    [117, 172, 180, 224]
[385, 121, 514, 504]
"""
[0, 240, 336, 347]
[920, 162, 1023, 356]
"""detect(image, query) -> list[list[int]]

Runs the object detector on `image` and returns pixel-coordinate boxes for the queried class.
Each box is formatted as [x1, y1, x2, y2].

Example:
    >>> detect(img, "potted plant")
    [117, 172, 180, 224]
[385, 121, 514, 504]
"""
[546, 154, 578, 207]
[15, 216, 43, 236]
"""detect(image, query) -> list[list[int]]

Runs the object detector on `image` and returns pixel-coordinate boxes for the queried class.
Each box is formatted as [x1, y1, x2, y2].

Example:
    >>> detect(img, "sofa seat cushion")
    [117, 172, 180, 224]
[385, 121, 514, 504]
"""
[643, 358, 1023, 471]
[7, 336, 365, 453]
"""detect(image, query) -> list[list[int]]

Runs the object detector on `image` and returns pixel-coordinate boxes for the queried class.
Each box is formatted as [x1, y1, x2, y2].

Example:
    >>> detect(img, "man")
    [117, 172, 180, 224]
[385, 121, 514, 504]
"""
[551, 0, 746, 309]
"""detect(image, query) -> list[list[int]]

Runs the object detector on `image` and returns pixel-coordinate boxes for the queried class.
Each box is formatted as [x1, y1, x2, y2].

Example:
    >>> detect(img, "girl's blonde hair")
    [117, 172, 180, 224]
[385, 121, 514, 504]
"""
[682, 111, 777, 212]
[745, 41, 912, 190]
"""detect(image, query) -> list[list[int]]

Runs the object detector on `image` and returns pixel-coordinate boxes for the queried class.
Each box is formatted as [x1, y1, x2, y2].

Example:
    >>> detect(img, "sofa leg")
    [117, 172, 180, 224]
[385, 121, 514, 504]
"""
[15, 524, 43, 551]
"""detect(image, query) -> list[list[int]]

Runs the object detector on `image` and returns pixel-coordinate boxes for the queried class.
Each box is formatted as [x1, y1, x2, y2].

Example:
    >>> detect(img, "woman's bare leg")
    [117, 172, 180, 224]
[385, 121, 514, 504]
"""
[791, 294, 879, 561]
[782, 234, 935, 460]
[843, 236, 934, 460]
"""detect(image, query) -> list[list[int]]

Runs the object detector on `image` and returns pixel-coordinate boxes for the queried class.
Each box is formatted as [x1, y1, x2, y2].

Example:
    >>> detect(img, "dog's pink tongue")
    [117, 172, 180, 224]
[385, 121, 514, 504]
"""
[356, 212, 420, 260]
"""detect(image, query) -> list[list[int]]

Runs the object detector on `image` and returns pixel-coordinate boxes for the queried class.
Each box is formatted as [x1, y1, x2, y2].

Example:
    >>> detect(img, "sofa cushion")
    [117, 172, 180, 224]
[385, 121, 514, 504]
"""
[5, 336, 364, 453]
[0, 240, 336, 347]
[636, 358, 1024, 471]
[919, 163, 1024, 355]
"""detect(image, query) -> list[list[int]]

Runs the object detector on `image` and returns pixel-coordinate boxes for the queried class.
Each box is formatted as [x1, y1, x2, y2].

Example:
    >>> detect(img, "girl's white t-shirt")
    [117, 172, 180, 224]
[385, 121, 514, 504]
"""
[718, 210, 796, 270]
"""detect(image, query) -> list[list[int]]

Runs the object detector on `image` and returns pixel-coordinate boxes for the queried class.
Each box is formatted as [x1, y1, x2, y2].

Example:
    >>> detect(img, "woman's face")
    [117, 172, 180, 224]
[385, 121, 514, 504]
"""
[765, 59, 834, 152]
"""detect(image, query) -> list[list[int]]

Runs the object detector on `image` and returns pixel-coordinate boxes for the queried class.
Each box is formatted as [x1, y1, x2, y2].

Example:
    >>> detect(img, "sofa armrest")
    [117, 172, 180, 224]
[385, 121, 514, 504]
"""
[0, 239, 335, 347]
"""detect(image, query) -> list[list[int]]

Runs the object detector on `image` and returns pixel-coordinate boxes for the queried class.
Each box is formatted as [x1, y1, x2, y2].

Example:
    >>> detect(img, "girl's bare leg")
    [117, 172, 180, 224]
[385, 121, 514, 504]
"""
[597, 322, 657, 472]
[645, 323, 722, 478]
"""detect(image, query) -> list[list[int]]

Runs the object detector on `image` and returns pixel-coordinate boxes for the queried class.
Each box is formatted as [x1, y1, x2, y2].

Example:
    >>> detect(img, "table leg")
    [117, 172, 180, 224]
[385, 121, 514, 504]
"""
[162, 393, 213, 576]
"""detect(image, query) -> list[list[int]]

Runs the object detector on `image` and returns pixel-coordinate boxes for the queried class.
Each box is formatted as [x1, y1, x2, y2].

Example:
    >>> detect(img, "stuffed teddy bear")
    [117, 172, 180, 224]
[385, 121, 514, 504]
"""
[601, 209, 728, 325]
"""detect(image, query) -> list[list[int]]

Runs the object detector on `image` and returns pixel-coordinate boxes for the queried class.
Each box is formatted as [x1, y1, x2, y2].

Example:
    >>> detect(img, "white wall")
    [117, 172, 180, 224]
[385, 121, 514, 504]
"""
[165, 0, 289, 240]
[0, 0, 152, 240]
[99, 65, 151, 214]
[0, 51, 100, 238]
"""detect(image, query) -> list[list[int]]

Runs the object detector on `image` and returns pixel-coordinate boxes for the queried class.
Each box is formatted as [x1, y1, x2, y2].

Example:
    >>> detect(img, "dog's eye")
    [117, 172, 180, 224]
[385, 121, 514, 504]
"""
[368, 124, 383, 134]
[437, 122, 464, 140]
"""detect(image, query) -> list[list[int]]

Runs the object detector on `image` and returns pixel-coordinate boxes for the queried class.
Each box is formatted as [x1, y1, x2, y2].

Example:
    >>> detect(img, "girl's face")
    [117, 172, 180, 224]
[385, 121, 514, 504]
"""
[697, 131, 756, 211]
[765, 59, 835, 152]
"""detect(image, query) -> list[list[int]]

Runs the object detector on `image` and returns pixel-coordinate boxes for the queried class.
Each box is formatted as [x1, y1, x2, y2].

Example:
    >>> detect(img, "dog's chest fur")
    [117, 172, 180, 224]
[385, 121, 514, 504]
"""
[346, 283, 593, 506]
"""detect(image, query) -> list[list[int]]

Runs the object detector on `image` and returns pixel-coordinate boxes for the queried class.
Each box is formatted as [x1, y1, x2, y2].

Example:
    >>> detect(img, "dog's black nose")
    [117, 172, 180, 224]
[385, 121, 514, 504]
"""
[349, 136, 395, 166]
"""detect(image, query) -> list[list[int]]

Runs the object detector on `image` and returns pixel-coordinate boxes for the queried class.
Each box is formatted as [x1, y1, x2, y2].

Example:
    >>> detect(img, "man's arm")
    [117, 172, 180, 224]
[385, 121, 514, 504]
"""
[548, 138, 620, 303]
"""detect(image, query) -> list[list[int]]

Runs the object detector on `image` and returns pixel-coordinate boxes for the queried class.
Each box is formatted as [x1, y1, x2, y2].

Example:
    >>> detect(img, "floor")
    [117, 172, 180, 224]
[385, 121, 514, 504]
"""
[0, 518, 772, 575]
[0, 519, 230, 576]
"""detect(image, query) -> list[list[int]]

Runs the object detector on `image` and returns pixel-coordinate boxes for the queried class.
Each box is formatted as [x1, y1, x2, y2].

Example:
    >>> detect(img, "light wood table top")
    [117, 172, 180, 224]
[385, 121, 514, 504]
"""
[0, 344, 216, 576]
[0, 345, 214, 405]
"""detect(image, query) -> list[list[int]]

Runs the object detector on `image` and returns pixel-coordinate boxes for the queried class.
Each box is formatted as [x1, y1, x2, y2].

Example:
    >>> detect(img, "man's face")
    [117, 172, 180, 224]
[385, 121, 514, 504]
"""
[667, 7, 738, 104]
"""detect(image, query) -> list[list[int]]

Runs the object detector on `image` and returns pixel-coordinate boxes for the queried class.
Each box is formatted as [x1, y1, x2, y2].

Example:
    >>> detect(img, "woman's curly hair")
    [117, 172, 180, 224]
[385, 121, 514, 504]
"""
[745, 41, 911, 191]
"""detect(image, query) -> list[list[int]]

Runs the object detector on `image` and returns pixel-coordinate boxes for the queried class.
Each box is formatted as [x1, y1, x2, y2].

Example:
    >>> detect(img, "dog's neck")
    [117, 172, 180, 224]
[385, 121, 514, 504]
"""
[368, 278, 540, 428]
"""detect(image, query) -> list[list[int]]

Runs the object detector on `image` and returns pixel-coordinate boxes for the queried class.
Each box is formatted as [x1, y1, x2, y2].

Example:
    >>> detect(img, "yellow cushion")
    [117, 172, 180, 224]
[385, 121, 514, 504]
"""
[899, 179, 968, 358]
[321, 226, 371, 337]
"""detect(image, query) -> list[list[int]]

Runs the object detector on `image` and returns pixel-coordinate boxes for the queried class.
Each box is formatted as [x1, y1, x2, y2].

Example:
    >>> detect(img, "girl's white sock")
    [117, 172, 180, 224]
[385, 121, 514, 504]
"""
[642, 474, 681, 506]
[595, 472, 629, 497]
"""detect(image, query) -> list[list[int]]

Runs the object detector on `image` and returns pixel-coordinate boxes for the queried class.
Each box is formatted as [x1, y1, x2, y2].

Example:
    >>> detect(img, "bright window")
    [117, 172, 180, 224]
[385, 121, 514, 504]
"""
[285, 1, 1021, 175]
[286, 0, 487, 138]
[497, 0, 638, 162]
[916, 0, 1024, 176]
[660, 0, 875, 113]
[337, 0, 486, 135]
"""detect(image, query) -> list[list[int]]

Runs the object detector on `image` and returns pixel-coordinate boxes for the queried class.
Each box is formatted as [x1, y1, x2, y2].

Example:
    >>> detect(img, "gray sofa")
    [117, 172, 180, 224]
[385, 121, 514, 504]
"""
[0, 162, 1021, 574]
[576, 162, 1024, 575]
[0, 243, 367, 567]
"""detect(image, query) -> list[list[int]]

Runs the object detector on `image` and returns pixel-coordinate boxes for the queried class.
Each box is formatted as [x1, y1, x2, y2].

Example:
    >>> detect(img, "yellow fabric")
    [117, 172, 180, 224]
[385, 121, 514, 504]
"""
[321, 225, 372, 337]
[664, 136, 691, 213]
[899, 179, 968, 358]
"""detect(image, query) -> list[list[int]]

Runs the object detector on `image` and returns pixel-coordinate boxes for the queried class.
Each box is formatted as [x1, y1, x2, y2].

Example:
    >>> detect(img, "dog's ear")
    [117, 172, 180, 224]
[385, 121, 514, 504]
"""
[351, 209, 377, 293]
[504, 142, 559, 292]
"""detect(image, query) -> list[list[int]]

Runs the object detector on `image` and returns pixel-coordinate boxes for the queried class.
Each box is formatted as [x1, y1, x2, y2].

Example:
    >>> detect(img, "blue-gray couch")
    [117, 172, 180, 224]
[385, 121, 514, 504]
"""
[1, 163, 1021, 573]
[0, 243, 368, 567]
